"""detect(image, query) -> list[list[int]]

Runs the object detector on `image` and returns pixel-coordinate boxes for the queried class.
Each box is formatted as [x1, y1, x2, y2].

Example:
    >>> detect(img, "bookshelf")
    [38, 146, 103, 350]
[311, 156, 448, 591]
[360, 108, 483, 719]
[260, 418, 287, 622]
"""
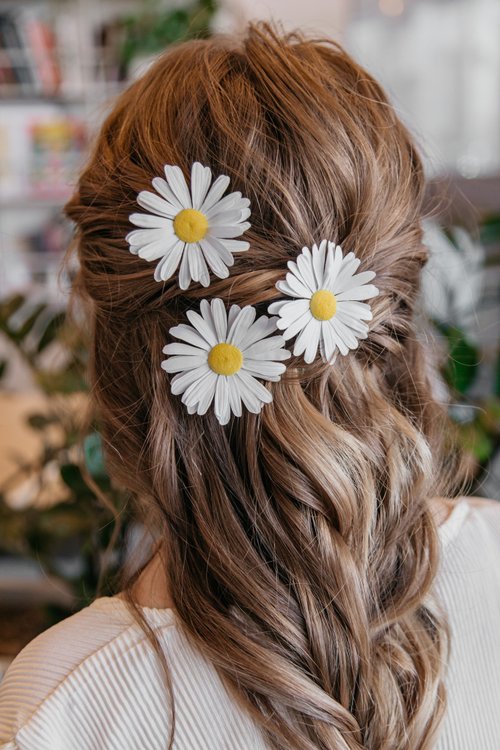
[0, 0, 140, 302]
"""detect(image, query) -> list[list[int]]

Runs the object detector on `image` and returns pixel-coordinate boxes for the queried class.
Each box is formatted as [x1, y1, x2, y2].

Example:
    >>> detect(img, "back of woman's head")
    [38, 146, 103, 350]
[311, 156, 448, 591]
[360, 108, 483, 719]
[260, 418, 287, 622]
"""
[66, 22, 463, 750]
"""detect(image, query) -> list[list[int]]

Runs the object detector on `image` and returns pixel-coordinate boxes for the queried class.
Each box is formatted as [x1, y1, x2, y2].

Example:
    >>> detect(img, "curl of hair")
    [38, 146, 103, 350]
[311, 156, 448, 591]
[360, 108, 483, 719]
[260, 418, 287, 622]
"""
[66, 23, 466, 750]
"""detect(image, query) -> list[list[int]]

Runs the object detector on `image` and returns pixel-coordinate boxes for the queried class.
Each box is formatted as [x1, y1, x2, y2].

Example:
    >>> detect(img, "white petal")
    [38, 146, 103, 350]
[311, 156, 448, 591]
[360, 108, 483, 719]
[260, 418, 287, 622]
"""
[205, 192, 245, 218]
[320, 322, 337, 362]
[210, 298, 228, 341]
[187, 244, 205, 283]
[293, 318, 321, 363]
[244, 315, 280, 348]
[295, 247, 316, 292]
[333, 254, 361, 291]
[331, 317, 362, 349]
[243, 335, 288, 357]
[323, 244, 344, 289]
[164, 165, 192, 208]
[129, 213, 171, 229]
[191, 162, 212, 210]
[161, 354, 207, 373]
[304, 320, 322, 364]
[208, 208, 250, 226]
[169, 323, 211, 350]
[163, 342, 204, 357]
[218, 239, 250, 254]
[335, 309, 370, 335]
[202, 236, 235, 266]
[275, 299, 310, 323]
[154, 240, 184, 282]
[227, 377, 242, 418]
[312, 240, 328, 287]
[178, 248, 191, 290]
[267, 300, 289, 315]
[242, 360, 287, 381]
[234, 376, 261, 413]
[126, 227, 169, 246]
[186, 309, 219, 347]
[280, 274, 311, 299]
[182, 370, 216, 410]
[137, 239, 174, 262]
[209, 223, 251, 240]
[199, 239, 231, 278]
[227, 305, 241, 329]
[336, 300, 373, 321]
[170, 364, 211, 395]
[227, 306, 257, 347]
[200, 174, 230, 212]
[244, 347, 290, 362]
[334, 270, 376, 295]
[335, 285, 379, 302]
[137, 191, 177, 218]
[327, 319, 350, 355]
[151, 177, 183, 211]
[215, 376, 231, 425]
[278, 309, 312, 341]
[197, 252, 211, 287]
[194, 372, 218, 415]
[236, 371, 272, 406]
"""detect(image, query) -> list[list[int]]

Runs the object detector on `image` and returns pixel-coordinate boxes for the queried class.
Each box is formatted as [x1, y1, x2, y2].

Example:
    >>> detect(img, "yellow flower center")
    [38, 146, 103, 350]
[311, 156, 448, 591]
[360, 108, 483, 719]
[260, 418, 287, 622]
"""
[208, 343, 243, 376]
[173, 209, 209, 243]
[309, 289, 337, 320]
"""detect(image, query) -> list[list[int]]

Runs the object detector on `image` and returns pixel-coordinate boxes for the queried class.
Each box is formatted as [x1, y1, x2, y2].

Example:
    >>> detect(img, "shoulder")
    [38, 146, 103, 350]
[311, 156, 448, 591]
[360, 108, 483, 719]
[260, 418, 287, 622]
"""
[0, 597, 162, 745]
[436, 495, 500, 591]
[442, 495, 500, 543]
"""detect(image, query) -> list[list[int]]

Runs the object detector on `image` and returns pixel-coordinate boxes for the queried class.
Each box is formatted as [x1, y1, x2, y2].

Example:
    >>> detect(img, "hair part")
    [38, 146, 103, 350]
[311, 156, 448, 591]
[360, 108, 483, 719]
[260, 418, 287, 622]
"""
[66, 22, 466, 750]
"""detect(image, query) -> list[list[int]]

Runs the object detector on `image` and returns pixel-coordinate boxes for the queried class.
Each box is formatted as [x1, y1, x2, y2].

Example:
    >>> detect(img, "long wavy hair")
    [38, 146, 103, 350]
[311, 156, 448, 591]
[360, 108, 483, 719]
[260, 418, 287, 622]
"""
[66, 23, 466, 750]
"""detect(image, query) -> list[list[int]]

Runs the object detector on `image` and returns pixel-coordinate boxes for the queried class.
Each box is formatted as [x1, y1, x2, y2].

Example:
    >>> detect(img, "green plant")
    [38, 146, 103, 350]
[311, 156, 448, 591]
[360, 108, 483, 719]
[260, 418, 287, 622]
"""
[0, 295, 130, 621]
[121, 0, 216, 69]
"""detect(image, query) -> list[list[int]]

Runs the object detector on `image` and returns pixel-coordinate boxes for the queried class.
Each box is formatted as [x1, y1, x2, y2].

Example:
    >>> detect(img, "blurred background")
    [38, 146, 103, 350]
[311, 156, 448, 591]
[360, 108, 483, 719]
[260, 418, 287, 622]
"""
[1, 0, 499, 677]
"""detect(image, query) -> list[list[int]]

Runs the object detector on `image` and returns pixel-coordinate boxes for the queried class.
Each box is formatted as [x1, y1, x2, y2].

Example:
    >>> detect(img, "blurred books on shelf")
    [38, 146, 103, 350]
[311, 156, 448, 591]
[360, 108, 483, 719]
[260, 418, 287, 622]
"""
[0, 6, 61, 98]
[0, 108, 87, 202]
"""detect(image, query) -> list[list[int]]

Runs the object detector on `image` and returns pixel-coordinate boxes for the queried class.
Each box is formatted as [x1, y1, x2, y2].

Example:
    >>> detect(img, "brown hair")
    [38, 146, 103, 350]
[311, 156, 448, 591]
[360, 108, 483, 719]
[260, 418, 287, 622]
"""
[66, 23, 465, 750]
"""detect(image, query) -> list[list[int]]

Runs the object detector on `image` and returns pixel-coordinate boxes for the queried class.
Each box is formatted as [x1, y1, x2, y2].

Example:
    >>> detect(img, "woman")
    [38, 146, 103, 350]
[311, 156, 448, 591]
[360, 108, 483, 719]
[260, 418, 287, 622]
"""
[1, 23, 499, 750]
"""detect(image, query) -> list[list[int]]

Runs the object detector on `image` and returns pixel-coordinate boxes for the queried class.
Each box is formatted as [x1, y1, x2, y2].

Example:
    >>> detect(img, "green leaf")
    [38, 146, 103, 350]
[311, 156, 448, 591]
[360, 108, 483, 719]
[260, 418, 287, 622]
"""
[27, 413, 56, 431]
[495, 351, 500, 398]
[83, 433, 108, 480]
[36, 312, 66, 352]
[10, 303, 47, 343]
[438, 324, 480, 394]
[0, 294, 25, 325]
[480, 214, 500, 245]
[457, 421, 493, 463]
[60, 463, 90, 496]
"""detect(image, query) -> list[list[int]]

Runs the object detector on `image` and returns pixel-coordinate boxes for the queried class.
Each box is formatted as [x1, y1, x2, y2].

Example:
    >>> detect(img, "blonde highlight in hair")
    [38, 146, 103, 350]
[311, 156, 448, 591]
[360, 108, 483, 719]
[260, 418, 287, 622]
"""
[66, 23, 466, 749]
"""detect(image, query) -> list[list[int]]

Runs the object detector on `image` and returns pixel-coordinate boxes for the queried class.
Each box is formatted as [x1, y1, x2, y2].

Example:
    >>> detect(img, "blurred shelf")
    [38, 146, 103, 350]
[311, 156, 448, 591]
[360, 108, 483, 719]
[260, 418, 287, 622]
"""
[0, 555, 75, 608]
[0, 195, 70, 209]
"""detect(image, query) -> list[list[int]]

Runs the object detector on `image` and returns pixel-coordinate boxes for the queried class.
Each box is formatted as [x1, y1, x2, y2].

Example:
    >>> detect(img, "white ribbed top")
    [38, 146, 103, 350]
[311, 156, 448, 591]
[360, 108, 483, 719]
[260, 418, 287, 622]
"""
[1, 497, 499, 749]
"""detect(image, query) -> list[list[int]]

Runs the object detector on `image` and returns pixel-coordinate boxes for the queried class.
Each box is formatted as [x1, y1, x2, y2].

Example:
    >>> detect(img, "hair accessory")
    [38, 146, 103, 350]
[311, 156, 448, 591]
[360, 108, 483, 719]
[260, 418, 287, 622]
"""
[162, 298, 291, 424]
[268, 241, 379, 364]
[126, 162, 251, 289]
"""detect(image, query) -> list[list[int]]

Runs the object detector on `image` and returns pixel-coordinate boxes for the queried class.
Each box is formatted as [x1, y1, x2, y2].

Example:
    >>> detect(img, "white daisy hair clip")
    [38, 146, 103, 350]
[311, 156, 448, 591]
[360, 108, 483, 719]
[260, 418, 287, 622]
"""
[126, 162, 251, 290]
[268, 240, 379, 364]
[162, 298, 291, 425]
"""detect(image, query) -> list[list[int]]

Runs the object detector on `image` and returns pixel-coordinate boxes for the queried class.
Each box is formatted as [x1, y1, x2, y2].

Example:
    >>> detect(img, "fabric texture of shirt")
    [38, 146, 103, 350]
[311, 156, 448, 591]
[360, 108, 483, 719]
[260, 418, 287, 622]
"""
[0, 497, 499, 749]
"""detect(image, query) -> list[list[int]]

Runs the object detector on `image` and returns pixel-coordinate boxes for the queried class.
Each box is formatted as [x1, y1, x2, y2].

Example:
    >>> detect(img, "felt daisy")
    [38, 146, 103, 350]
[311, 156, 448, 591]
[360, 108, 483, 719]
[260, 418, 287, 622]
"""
[268, 241, 379, 364]
[126, 162, 251, 289]
[162, 299, 291, 424]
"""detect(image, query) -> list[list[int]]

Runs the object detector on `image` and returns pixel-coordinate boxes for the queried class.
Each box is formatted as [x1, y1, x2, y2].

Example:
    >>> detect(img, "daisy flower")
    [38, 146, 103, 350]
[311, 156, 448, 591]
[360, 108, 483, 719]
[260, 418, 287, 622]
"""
[126, 162, 251, 289]
[162, 299, 291, 425]
[268, 241, 379, 364]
